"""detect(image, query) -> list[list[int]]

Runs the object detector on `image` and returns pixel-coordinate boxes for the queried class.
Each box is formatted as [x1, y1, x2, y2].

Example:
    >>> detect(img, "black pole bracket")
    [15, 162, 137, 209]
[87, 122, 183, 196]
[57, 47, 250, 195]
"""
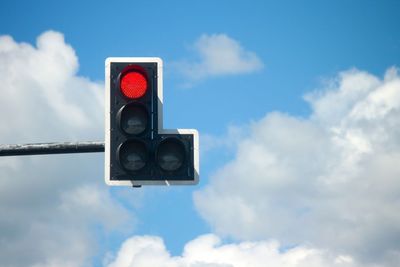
[0, 141, 104, 156]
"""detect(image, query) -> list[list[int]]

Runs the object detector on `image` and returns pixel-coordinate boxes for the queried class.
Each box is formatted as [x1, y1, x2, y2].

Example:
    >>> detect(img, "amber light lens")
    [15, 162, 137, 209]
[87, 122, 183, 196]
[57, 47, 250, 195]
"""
[120, 71, 148, 99]
[119, 104, 148, 136]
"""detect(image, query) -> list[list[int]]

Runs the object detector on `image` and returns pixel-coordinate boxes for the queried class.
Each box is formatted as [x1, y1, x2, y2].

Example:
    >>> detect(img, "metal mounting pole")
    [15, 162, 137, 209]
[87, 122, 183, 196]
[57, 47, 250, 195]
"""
[0, 141, 104, 157]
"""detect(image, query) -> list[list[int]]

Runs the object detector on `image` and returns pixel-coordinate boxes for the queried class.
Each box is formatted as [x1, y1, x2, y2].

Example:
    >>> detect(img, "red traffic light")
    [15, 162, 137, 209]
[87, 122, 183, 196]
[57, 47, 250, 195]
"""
[120, 71, 148, 99]
[105, 58, 199, 186]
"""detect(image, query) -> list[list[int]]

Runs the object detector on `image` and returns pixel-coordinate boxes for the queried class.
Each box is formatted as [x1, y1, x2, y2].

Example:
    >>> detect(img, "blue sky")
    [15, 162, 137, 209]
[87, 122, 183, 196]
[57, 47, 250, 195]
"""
[1, 1, 400, 267]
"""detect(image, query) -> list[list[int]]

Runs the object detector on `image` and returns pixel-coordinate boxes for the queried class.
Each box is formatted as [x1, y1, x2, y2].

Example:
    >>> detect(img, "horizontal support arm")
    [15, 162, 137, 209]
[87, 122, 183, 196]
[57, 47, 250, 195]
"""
[0, 141, 104, 156]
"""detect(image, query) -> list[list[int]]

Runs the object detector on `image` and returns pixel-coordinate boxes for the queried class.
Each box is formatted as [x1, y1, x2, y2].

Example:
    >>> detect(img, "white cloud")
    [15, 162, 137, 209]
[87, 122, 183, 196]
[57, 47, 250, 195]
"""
[106, 233, 364, 267]
[201, 125, 247, 154]
[0, 31, 132, 267]
[175, 34, 263, 82]
[0, 31, 103, 143]
[194, 67, 400, 267]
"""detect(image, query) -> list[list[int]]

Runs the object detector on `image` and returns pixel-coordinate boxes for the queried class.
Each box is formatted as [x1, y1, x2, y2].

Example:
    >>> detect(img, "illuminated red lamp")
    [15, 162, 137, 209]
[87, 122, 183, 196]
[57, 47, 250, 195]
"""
[120, 71, 148, 99]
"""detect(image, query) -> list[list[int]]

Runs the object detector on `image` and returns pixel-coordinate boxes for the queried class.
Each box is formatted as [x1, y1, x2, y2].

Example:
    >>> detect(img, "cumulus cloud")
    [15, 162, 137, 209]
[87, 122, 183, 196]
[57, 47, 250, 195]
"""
[0, 31, 103, 143]
[0, 31, 132, 267]
[194, 67, 400, 267]
[105, 233, 362, 267]
[174, 34, 263, 82]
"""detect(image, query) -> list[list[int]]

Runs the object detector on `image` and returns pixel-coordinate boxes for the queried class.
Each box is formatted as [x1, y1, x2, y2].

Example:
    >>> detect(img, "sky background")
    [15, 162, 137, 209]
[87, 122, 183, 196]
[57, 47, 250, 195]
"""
[0, 1, 400, 267]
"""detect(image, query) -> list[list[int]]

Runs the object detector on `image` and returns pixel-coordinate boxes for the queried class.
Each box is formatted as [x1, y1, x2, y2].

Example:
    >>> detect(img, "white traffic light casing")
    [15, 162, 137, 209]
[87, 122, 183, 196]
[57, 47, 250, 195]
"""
[105, 57, 199, 186]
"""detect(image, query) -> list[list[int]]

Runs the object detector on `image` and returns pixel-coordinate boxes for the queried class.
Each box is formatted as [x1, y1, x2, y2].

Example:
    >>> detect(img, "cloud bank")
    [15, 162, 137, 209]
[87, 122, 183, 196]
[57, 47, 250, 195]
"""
[106, 234, 360, 267]
[0, 31, 132, 267]
[194, 68, 400, 266]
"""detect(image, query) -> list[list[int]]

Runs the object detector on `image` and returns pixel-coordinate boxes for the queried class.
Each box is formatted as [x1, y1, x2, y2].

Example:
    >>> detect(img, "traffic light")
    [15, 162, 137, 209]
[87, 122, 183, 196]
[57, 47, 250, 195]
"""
[105, 57, 199, 186]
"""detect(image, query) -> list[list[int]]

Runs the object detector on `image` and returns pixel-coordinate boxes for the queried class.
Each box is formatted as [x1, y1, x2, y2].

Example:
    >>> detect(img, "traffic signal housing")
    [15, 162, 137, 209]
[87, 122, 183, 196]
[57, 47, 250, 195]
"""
[105, 57, 199, 186]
